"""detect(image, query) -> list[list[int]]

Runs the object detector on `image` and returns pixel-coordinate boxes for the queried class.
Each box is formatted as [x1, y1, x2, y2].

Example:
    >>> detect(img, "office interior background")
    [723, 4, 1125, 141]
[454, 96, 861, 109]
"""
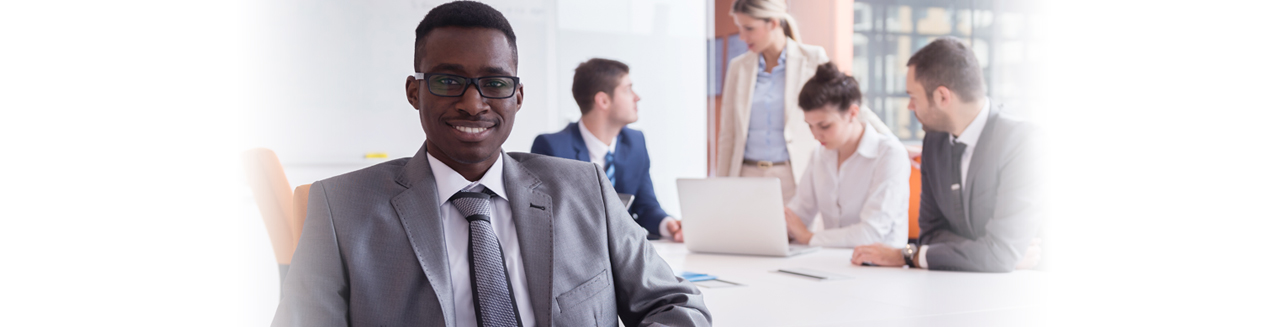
[2, 0, 1266, 325]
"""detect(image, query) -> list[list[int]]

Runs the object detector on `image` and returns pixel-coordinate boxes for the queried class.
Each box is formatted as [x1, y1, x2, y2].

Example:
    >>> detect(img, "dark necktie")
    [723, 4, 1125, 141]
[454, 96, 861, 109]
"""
[604, 151, 616, 186]
[949, 140, 971, 233]
[950, 141, 967, 187]
[450, 186, 522, 327]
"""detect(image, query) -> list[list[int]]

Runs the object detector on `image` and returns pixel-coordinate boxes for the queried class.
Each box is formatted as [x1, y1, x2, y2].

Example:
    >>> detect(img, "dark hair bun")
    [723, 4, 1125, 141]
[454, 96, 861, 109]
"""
[798, 62, 862, 112]
[811, 61, 848, 86]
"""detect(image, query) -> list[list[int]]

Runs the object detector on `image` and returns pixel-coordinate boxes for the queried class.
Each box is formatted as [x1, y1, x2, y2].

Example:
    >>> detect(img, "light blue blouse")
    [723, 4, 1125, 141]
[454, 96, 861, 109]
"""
[743, 46, 790, 162]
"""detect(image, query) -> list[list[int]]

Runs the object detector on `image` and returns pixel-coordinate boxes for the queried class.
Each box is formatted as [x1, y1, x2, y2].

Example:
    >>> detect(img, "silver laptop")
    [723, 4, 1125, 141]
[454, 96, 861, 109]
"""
[677, 178, 820, 257]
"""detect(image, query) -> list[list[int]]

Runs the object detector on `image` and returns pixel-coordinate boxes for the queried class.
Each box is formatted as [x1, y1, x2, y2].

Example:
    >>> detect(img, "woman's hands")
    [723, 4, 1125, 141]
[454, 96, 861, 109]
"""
[784, 207, 813, 245]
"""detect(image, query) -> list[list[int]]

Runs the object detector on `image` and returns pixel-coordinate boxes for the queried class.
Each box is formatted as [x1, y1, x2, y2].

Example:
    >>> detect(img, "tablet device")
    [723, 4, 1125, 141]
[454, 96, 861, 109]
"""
[617, 193, 635, 209]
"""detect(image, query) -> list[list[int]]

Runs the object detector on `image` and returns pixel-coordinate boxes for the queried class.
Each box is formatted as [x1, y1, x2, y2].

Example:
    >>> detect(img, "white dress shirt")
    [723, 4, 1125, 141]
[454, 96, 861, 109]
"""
[787, 123, 910, 248]
[577, 120, 618, 170]
[918, 99, 990, 268]
[578, 120, 677, 236]
[426, 153, 536, 327]
[952, 98, 991, 185]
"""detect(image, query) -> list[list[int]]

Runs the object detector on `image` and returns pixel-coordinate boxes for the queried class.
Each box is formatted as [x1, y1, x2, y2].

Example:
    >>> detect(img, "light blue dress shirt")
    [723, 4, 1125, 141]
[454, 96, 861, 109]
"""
[743, 46, 791, 162]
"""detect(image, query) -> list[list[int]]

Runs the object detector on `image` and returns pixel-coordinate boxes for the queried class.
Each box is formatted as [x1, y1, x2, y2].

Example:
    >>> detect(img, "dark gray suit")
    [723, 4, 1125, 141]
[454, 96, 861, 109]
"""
[272, 147, 710, 326]
[918, 107, 1040, 272]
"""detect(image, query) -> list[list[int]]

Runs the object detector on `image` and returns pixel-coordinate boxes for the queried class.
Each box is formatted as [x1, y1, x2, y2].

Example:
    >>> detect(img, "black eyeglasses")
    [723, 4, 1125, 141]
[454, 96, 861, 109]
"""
[413, 72, 520, 99]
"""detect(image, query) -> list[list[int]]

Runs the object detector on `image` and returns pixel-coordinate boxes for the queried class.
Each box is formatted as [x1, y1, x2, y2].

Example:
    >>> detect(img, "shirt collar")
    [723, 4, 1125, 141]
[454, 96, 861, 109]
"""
[426, 150, 506, 201]
[951, 98, 991, 148]
[577, 119, 618, 157]
[757, 44, 788, 71]
[855, 122, 881, 159]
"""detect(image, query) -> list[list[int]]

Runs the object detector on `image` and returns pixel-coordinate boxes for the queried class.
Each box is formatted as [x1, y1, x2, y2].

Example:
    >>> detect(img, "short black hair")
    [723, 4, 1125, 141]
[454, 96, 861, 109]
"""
[413, 1, 518, 71]
[906, 37, 984, 102]
[571, 58, 629, 115]
[798, 62, 862, 112]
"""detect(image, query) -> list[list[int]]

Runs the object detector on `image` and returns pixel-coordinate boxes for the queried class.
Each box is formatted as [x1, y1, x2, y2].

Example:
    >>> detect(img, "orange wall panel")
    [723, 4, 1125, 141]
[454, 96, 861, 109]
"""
[834, 0, 853, 74]
[715, 0, 739, 37]
[789, 0, 854, 73]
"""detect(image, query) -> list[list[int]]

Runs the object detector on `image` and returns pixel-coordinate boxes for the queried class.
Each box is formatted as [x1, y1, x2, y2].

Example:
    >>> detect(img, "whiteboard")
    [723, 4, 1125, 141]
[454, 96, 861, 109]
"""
[244, 0, 707, 217]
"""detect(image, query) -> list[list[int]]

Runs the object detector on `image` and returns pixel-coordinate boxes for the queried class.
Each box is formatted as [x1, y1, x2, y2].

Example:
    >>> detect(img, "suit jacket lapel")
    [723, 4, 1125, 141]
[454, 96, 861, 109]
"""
[782, 41, 812, 180]
[963, 107, 999, 219]
[614, 128, 635, 191]
[936, 133, 968, 235]
[783, 40, 805, 125]
[389, 146, 456, 327]
[568, 122, 589, 162]
[734, 55, 757, 146]
[502, 153, 554, 326]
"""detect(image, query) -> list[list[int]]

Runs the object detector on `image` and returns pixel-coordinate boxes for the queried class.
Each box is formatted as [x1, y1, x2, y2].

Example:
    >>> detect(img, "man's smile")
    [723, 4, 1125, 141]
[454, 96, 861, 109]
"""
[446, 120, 497, 141]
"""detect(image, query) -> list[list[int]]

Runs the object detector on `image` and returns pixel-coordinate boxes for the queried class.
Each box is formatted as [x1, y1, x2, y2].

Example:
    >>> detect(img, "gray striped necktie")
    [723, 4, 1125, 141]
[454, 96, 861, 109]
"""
[450, 186, 522, 327]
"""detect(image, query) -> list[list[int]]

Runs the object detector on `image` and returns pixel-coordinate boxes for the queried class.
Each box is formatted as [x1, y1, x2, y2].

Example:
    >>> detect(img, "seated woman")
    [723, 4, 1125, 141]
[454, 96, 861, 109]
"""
[784, 62, 910, 248]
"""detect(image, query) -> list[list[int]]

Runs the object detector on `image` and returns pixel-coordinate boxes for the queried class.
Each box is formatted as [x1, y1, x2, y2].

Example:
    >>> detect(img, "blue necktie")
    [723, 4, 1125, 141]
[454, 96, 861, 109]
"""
[450, 186, 522, 327]
[604, 151, 616, 187]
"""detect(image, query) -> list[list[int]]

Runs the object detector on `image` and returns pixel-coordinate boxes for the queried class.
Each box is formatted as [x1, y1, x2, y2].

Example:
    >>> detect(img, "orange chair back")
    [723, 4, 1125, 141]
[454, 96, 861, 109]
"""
[292, 184, 312, 245]
[242, 148, 296, 265]
[908, 155, 922, 242]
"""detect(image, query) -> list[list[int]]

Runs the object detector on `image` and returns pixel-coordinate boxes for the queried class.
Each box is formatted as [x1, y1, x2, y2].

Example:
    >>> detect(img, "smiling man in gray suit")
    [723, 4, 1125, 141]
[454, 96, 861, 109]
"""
[850, 37, 1041, 272]
[271, 2, 710, 326]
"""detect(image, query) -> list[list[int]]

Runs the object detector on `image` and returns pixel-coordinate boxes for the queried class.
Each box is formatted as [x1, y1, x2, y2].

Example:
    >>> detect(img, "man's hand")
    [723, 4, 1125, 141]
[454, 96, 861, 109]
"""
[665, 219, 684, 243]
[784, 207, 812, 244]
[851, 243, 905, 267]
[1015, 238, 1042, 270]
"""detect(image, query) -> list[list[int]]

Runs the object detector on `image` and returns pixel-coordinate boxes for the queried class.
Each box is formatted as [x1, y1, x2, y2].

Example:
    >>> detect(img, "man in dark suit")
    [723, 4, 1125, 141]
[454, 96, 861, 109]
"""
[272, 2, 710, 326]
[851, 37, 1041, 272]
[531, 59, 684, 242]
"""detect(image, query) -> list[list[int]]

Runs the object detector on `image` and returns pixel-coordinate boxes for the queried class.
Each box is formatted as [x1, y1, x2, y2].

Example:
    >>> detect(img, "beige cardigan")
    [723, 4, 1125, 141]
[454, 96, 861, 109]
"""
[717, 40, 891, 181]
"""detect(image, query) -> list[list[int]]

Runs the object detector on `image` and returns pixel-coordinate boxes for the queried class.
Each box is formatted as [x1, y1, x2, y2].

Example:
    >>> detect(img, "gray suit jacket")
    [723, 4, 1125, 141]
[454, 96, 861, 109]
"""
[917, 106, 1041, 272]
[272, 147, 711, 326]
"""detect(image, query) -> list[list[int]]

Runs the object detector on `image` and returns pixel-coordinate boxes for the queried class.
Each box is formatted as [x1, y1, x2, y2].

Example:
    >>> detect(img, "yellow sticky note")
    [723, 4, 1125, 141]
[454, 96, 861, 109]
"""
[364, 152, 389, 159]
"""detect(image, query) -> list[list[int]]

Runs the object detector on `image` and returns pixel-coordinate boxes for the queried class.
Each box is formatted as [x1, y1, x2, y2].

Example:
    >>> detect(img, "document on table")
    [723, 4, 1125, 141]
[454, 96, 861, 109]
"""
[774, 268, 852, 281]
[694, 279, 744, 288]
[680, 271, 744, 288]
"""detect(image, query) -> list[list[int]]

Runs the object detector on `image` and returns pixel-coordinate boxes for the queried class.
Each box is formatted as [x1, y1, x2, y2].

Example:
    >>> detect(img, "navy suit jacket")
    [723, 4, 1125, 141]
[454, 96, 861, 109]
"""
[531, 122, 670, 238]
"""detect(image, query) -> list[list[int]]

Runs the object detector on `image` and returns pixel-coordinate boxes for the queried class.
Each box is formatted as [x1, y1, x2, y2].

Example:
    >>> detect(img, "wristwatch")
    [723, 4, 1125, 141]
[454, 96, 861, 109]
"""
[903, 244, 917, 268]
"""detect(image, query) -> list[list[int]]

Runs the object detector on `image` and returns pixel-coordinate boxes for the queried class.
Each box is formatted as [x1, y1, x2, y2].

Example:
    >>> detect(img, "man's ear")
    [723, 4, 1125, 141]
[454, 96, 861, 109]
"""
[406, 75, 420, 110]
[593, 92, 611, 112]
[514, 83, 525, 111]
[934, 86, 954, 108]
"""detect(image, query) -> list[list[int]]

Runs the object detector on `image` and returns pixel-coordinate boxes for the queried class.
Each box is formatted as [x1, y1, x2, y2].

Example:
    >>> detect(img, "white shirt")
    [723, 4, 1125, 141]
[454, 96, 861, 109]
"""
[787, 123, 910, 248]
[951, 98, 991, 184]
[577, 120, 678, 237]
[918, 99, 990, 268]
[577, 119, 618, 169]
[426, 153, 536, 327]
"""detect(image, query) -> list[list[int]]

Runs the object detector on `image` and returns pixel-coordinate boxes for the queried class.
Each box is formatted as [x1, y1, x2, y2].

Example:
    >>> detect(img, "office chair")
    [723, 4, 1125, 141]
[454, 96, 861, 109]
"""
[907, 149, 922, 245]
[292, 183, 312, 249]
[242, 148, 296, 284]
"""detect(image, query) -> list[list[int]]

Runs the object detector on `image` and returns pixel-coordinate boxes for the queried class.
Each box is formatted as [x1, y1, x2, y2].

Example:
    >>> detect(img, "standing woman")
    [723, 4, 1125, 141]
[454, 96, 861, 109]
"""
[717, 0, 890, 203]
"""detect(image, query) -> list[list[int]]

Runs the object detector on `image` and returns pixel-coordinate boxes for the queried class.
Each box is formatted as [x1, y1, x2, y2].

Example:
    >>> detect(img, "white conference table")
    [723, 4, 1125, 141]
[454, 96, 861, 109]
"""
[650, 241, 1046, 327]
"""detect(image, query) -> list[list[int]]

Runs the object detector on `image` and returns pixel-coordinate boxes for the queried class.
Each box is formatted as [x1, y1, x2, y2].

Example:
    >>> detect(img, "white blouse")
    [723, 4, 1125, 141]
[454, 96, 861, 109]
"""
[787, 123, 911, 248]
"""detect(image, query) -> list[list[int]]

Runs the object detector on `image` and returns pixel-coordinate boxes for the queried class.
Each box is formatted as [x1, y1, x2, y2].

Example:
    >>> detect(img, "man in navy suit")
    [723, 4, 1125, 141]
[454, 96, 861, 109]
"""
[531, 58, 683, 241]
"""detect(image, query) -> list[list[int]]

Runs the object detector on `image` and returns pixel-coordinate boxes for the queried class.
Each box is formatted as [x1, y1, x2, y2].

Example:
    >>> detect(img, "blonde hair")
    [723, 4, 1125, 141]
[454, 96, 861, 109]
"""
[730, 0, 800, 42]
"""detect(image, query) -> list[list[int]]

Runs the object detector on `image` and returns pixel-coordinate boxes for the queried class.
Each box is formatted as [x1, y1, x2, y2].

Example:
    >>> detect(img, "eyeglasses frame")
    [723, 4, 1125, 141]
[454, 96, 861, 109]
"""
[413, 72, 521, 99]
